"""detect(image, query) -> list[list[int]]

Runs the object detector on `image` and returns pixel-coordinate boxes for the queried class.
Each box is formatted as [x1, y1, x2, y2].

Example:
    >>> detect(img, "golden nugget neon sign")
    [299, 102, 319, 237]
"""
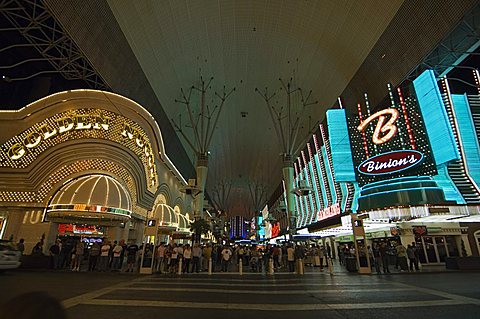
[6, 110, 157, 187]
[357, 109, 399, 144]
[8, 113, 111, 160]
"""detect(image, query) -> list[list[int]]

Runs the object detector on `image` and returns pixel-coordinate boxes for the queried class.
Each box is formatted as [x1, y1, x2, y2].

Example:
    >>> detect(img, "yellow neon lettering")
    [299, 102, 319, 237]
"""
[23, 132, 42, 148]
[8, 143, 26, 160]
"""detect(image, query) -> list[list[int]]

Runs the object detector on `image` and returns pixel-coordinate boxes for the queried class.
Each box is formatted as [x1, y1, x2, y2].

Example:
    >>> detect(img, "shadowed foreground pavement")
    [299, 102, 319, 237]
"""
[1, 270, 479, 319]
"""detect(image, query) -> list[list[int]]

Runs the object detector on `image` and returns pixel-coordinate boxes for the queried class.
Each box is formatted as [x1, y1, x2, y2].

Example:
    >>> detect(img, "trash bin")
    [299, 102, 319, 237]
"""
[345, 257, 357, 272]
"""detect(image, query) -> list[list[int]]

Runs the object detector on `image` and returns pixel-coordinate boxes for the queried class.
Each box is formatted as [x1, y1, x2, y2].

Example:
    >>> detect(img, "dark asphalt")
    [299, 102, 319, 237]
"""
[0, 270, 479, 319]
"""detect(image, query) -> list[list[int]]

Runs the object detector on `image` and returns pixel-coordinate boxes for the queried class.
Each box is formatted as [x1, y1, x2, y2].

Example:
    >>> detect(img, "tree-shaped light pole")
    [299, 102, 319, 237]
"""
[255, 78, 317, 235]
[173, 76, 235, 220]
[248, 180, 268, 240]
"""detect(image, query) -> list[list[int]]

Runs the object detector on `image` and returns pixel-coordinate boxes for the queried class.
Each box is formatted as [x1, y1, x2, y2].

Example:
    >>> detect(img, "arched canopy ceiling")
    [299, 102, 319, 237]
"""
[105, 0, 405, 216]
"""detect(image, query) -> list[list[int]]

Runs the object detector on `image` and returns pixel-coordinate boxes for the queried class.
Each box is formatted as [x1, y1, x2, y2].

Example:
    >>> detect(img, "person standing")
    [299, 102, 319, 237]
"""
[318, 245, 325, 269]
[372, 243, 382, 274]
[287, 244, 295, 272]
[112, 242, 123, 271]
[203, 244, 212, 271]
[170, 244, 179, 273]
[99, 240, 111, 271]
[221, 246, 232, 272]
[183, 244, 192, 273]
[379, 242, 390, 273]
[412, 242, 421, 271]
[17, 238, 25, 255]
[192, 243, 202, 273]
[72, 240, 85, 271]
[396, 242, 408, 271]
[406, 244, 418, 272]
[272, 245, 281, 269]
[126, 241, 139, 272]
[49, 240, 60, 269]
[88, 242, 100, 271]
[156, 244, 166, 273]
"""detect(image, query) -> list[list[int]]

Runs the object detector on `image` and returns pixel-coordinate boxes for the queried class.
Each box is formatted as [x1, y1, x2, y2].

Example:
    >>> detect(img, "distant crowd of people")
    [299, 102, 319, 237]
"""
[34, 238, 334, 273]
[338, 240, 421, 273]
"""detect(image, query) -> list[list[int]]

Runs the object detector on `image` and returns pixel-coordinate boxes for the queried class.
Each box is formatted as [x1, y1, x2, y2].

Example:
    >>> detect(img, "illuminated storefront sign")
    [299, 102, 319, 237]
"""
[58, 223, 104, 235]
[317, 202, 340, 221]
[8, 113, 111, 160]
[347, 88, 437, 186]
[2, 109, 157, 187]
[358, 150, 424, 175]
[357, 109, 399, 145]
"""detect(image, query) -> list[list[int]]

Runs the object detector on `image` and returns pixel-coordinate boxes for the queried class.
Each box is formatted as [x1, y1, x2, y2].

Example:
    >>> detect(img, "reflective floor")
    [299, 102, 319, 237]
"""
[1, 270, 479, 319]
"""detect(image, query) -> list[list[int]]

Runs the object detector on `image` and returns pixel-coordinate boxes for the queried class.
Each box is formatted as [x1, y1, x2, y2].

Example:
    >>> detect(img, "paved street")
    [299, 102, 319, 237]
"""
[1, 269, 480, 319]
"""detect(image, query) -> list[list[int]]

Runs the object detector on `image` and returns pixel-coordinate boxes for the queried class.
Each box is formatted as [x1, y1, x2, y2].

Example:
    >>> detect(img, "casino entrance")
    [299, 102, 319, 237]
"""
[46, 174, 136, 243]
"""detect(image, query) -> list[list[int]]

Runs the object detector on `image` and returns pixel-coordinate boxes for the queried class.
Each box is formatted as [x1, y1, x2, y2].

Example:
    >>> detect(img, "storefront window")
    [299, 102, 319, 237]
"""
[475, 231, 480, 256]
[416, 235, 458, 263]
[446, 236, 459, 257]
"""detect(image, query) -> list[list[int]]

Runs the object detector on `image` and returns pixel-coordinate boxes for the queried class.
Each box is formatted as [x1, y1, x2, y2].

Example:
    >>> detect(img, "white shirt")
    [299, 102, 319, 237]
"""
[183, 248, 192, 259]
[101, 244, 110, 257]
[222, 248, 232, 261]
[113, 245, 123, 257]
[157, 245, 165, 258]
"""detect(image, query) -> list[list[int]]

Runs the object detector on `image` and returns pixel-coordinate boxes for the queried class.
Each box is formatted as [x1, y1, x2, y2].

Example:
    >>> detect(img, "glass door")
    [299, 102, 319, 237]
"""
[422, 236, 438, 263]
[434, 236, 447, 262]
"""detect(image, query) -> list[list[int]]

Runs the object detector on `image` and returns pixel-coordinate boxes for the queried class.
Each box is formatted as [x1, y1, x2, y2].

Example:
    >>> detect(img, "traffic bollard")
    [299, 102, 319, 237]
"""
[208, 258, 212, 275]
[298, 259, 304, 275]
[178, 258, 183, 275]
[268, 258, 274, 275]
[239, 260, 243, 275]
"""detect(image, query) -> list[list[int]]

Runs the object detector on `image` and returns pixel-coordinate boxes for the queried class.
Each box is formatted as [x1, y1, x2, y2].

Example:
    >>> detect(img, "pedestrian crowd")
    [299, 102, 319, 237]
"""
[41, 238, 334, 274]
[338, 240, 422, 273]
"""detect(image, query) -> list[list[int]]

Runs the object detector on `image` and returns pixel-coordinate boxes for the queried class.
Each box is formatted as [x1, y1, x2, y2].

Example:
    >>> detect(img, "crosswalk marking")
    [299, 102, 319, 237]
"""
[116, 286, 412, 294]
[132, 281, 387, 287]
[81, 298, 466, 310]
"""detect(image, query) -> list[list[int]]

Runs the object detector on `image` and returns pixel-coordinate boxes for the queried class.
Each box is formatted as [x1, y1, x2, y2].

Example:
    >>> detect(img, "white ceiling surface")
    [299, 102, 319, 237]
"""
[107, 0, 404, 216]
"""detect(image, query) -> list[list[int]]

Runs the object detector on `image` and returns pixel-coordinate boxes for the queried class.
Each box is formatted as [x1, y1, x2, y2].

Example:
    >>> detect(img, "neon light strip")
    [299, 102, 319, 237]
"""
[397, 87, 416, 149]
[357, 103, 369, 158]
[313, 132, 331, 206]
[388, 83, 405, 146]
[443, 77, 480, 195]
[320, 124, 341, 204]
[474, 70, 480, 95]
[293, 162, 305, 224]
[307, 142, 321, 219]
[301, 150, 315, 224]
[312, 134, 325, 210]
[364, 93, 377, 153]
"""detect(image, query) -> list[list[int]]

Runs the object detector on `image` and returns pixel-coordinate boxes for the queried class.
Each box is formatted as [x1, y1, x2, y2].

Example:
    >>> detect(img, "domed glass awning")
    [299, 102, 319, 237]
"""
[151, 203, 192, 235]
[47, 174, 132, 224]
